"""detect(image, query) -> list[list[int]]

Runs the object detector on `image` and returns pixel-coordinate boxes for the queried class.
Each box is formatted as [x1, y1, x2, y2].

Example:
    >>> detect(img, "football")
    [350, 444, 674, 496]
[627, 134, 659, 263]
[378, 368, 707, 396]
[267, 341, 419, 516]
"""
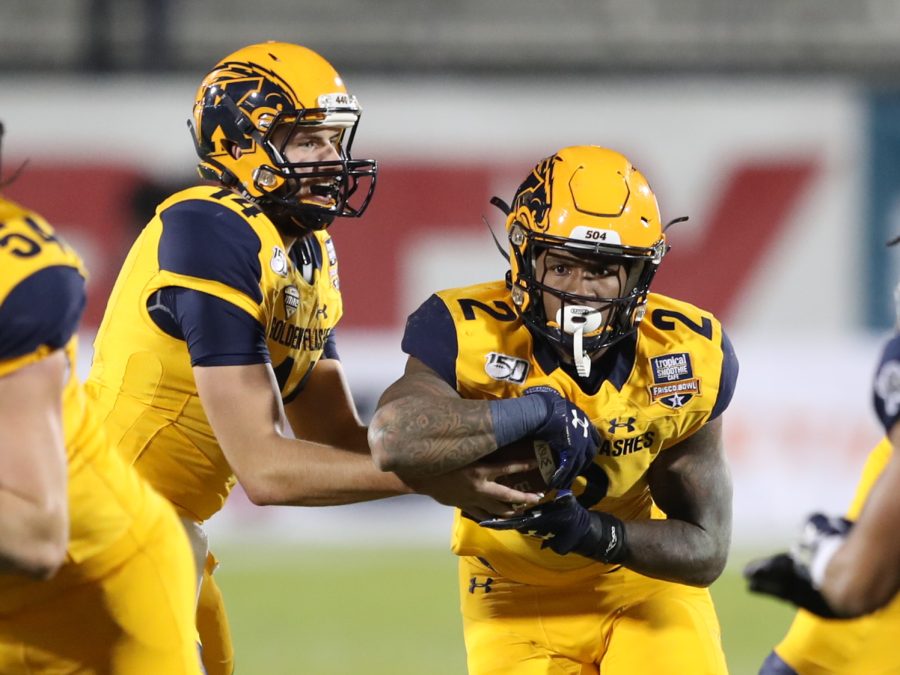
[482, 437, 557, 493]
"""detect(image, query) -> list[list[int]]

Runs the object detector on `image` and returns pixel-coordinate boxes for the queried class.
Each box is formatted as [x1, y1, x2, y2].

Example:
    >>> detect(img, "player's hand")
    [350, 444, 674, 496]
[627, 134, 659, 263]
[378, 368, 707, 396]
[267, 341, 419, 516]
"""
[406, 462, 543, 522]
[743, 513, 851, 619]
[790, 513, 852, 584]
[480, 493, 626, 563]
[744, 553, 838, 618]
[525, 387, 600, 490]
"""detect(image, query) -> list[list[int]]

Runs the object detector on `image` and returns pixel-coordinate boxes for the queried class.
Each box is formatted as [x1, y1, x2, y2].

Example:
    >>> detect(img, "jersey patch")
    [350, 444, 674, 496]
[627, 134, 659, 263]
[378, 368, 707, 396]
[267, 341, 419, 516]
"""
[283, 286, 300, 318]
[270, 246, 289, 276]
[324, 237, 337, 266]
[484, 352, 530, 384]
[648, 352, 701, 409]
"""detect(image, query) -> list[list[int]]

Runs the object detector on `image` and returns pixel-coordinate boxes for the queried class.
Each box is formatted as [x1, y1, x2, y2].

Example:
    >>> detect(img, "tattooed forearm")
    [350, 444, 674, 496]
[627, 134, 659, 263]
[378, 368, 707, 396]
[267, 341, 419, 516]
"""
[369, 369, 497, 477]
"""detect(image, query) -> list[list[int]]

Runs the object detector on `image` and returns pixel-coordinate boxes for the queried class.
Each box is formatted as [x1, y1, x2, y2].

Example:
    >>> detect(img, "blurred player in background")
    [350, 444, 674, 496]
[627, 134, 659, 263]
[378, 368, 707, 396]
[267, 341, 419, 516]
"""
[85, 41, 538, 674]
[745, 284, 900, 673]
[370, 146, 738, 674]
[0, 123, 201, 674]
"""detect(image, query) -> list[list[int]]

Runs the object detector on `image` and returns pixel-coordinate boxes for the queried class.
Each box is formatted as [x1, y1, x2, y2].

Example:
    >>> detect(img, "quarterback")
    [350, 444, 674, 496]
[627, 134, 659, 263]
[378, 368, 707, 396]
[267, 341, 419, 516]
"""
[86, 42, 537, 674]
[0, 136, 200, 672]
[370, 146, 738, 674]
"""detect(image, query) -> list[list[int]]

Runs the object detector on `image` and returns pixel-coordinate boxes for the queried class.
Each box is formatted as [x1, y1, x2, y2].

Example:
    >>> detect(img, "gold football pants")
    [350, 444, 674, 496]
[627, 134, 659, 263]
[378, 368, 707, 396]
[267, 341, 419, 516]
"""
[460, 556, 727, 675]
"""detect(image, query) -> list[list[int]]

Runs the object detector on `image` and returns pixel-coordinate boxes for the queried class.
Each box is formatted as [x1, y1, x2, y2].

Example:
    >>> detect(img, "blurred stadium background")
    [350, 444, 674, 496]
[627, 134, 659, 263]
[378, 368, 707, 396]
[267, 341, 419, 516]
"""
[4, 1, 900, 672]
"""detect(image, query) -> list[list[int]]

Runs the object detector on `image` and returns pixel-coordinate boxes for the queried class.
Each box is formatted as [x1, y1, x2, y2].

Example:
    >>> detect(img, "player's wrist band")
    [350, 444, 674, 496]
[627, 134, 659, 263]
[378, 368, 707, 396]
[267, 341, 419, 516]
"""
[809, 535, 844, 589]
[489, 395, 551, 448]
[575, 511, 628, 564]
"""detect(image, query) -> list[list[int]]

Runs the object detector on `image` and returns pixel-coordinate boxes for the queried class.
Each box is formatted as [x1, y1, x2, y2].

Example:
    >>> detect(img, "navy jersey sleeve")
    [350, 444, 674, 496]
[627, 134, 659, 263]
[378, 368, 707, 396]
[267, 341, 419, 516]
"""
[158, 199, 263, 303]
[873, 333, 900, 432]
[0, 266, 85, 361]
[147, 287, 269, 367]
[710, 329, 738, 421]
[400, 294, 459, 388]
[322, 327, 339, 360]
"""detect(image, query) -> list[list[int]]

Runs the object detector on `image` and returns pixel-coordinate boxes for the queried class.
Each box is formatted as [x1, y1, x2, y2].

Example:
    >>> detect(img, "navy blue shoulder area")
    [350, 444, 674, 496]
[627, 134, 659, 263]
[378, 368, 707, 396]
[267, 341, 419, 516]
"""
[873, 333, 900, 432]
[0, 266, 85, 361]
[158, 199, 263, 304]
[710, 329, 738, 421]
[401, 294, 459, 389]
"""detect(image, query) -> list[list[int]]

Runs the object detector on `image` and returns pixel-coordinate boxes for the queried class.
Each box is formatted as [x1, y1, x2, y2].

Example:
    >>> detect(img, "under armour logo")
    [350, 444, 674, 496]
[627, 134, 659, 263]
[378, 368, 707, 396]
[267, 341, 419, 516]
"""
[608, 417, 636, 434]
[315, 305, 328, 319]
[570, 410, 591, 438]
[468, 577, 494, 594]
[525, 530, 556, 542]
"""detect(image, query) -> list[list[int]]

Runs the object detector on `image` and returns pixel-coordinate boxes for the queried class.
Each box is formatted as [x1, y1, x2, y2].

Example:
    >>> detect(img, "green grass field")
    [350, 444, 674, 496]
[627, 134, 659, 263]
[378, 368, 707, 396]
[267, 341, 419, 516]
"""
[215, 543, 795, 674]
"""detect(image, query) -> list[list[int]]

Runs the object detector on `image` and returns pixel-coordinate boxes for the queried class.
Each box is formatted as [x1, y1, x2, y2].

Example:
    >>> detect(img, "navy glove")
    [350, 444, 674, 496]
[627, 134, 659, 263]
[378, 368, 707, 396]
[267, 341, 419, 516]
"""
[744, 512, 852, 618]
[525, 387, 601, 490]
[480, 493, 627, 563]
[744, 553, 838, 618]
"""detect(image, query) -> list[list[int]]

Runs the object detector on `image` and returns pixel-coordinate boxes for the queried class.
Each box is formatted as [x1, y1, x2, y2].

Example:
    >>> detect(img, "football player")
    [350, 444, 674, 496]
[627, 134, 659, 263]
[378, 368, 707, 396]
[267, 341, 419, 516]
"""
[370, 146, 738, 674]
[0, 124, 201, 673]
[85, 42, 539, 674]
[745, 311, 900, 672]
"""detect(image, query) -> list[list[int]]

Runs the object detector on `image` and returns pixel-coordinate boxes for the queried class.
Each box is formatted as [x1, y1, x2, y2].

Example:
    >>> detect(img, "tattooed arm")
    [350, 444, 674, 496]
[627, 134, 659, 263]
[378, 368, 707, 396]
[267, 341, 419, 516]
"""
[369, 357, 498, 477]
[369, 357, 547, 518]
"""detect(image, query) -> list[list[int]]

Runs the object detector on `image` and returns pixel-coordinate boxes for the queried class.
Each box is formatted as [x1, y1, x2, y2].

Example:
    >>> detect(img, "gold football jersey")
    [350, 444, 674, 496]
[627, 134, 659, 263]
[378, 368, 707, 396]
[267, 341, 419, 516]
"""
[404, 281, 736, 585]
[0, 197, 164, 610]
[86, 185, 343, 521]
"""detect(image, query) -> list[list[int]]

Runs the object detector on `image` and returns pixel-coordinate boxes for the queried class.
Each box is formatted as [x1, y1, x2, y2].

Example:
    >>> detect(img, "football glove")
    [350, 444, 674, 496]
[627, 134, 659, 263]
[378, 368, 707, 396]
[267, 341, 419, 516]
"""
[525, 387, 600, 490]
[744, 553, 838, 618]
[480, 493, 627, 563]
[743, 512, 852, 619]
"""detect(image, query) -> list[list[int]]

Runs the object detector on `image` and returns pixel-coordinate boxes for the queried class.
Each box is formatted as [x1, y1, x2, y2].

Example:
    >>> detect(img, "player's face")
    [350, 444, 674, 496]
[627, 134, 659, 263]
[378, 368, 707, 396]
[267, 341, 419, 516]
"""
[535, 249, 626, 320]
[269, 124, 344, 205]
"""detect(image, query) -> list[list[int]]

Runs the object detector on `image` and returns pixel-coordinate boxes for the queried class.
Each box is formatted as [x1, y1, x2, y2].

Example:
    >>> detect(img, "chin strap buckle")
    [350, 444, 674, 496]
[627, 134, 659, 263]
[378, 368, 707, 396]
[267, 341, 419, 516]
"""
[555, 306, 603, 379]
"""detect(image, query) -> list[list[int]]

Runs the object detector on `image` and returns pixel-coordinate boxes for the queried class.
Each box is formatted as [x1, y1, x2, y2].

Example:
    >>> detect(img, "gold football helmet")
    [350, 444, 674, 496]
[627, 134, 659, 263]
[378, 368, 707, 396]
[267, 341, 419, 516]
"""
[505, 146, 666, 372]
[189, 41, 377, 231]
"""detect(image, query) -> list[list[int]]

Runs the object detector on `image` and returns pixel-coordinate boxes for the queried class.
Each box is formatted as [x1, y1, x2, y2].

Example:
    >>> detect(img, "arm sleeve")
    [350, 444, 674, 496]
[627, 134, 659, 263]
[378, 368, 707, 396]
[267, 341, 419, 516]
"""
[400, 294, 459, 388]
[322, 327, 340, 360]
[710, 329, 738, 421]
[149, 286, 269, 367]
[873, 333, 900, 432]
[157, 199, 263, 304]
[0, 266, 85, 361]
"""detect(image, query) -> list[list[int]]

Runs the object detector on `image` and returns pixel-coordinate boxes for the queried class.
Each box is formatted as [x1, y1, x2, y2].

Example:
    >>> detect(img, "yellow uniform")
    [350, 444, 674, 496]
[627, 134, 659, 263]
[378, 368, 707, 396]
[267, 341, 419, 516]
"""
[0, 198, 200, 674]
[765, 437, 900, 675]
[403, 281, 737, 675]
[87, 184, 342, 522]
[86, 185, 343, 674]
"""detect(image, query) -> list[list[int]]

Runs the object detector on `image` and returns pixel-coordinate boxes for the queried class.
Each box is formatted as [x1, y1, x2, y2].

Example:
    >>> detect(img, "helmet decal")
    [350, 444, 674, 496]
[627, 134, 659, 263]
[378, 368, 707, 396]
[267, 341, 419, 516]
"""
[510, 156, 555, 234]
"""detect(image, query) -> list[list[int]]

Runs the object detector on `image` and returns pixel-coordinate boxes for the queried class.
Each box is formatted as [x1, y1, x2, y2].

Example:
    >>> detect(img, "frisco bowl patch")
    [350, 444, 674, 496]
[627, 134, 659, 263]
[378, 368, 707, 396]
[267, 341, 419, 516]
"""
[649, 352, 700, 408]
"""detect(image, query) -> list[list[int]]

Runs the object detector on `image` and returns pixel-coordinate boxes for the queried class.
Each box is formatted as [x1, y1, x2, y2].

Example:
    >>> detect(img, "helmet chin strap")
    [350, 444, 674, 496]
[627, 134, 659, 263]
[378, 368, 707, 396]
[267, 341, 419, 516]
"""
[555, 306, 604, 378]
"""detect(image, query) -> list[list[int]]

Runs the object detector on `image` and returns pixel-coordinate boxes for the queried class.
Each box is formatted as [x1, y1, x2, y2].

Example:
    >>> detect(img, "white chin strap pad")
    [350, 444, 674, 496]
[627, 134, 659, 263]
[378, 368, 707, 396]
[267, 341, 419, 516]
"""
[555, 306, 603, 378]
